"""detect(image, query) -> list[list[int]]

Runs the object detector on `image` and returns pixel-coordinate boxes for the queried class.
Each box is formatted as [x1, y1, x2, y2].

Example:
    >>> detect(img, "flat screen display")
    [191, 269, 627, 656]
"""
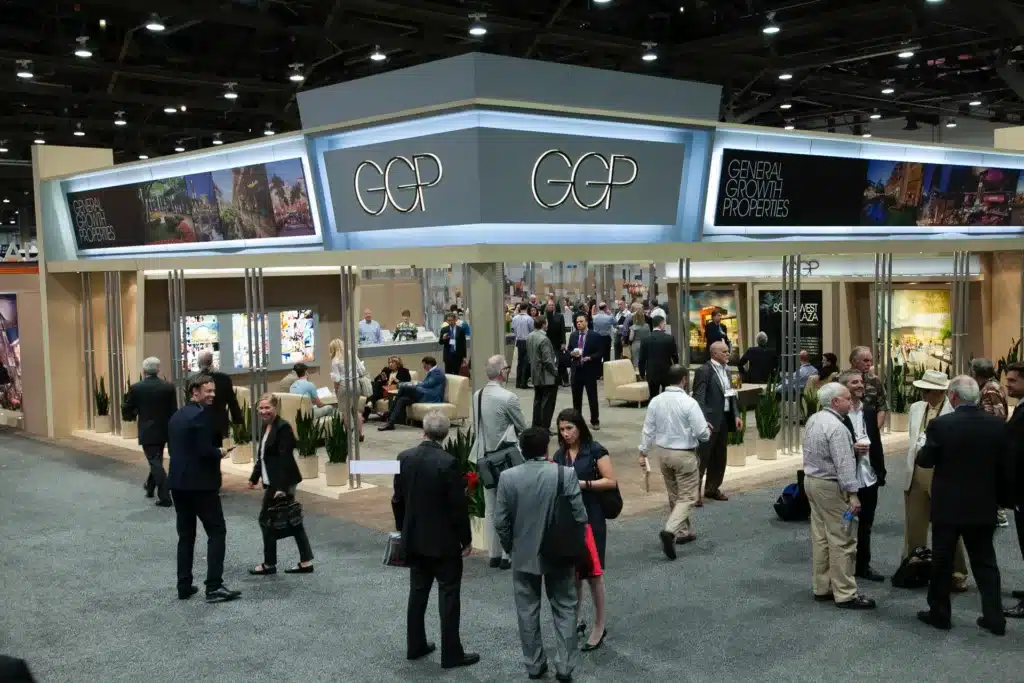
[184, 315, 219, 372]
[280, 309, 315, 364]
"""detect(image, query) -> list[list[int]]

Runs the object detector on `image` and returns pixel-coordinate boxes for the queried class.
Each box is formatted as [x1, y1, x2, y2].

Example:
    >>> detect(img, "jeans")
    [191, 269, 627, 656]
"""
[171, 489, 227, 591]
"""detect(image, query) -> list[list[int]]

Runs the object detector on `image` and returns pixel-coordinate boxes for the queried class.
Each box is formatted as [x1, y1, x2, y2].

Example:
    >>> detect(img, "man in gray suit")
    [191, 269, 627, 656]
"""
[693, 340, 742, 503]
[472, 354, 528, 570]
[527, 316, 559, 430]
[495, 427, 587, 683]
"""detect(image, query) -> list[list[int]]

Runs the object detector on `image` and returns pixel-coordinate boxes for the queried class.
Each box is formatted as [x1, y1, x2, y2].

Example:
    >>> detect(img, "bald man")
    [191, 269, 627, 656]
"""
[194, 350, 243, 446]
[693, 340, 742, 502]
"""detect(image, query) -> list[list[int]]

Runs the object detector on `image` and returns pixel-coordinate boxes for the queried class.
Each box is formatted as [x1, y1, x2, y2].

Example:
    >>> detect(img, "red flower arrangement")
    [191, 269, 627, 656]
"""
[464, 471, 480, 492]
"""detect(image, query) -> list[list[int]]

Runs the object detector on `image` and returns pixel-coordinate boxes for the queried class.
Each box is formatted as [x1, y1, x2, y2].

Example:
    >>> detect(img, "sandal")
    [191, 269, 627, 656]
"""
[248, 564, 277, 575]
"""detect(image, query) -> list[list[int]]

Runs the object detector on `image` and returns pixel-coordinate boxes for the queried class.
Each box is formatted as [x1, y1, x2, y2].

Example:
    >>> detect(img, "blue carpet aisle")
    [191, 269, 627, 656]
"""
[0, 433, 1020, 683]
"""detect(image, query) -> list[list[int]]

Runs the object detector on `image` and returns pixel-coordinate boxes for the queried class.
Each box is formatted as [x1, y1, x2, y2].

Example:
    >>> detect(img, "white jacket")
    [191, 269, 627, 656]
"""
[904, 398, 952, 491]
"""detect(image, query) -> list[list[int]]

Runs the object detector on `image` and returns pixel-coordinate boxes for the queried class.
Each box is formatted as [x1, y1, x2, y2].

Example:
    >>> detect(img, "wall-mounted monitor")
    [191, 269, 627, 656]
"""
[179, 308, 319, 375]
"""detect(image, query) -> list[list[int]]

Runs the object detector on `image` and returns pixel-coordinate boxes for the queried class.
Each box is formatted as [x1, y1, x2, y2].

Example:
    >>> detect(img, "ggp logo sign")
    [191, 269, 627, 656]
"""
[353, 153, 443, 215]
[530, 150, 639, 210]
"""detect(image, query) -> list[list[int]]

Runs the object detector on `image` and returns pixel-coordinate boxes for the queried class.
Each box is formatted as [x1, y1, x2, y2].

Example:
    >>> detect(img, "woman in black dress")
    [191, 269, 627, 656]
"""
[553, 408, 617, 652]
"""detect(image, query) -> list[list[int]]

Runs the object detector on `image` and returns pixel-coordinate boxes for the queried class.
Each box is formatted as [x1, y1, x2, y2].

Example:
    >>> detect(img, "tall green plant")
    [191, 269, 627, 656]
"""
[230, 401, 252, 445]
[444, 427, 484, 518]
[120, 380, 136, 422]
[728, 414, 746, 445]
[755, 371, 781, 440]
[296, 408, 323, 459]
[324, 411, 349, 464]
[94, 376, 110, 417]
[997, 338, 1021, 379]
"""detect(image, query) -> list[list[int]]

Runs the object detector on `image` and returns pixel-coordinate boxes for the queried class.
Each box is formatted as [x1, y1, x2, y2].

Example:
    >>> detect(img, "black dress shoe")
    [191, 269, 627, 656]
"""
[835, 594, 876, 610]
[659, 530, 677, 560]
[528, 662, 548, 680]
[205, 586, 242, 603]
[284, 564, 314, 574]
[144, 489, 155, 499]
[488, 557, 501, 569]
[249, 565, 277, 575]
[177, 585, 199, 600]
[977, 616, 1006, 636]
[441, 653, 480, 669]
[378, 424, 395, 432]
[555, 673, 572, 682]
[1004, 602, 1024, 619]
[813, 592, 834, 602]
[855, 568, 886, 583]
[1013, 589, 1024, 600]
[917, 610, 951, 630]
[407, 642, 436, 660]
[155, 499, 173, 508]
[499, 558, 511, 570]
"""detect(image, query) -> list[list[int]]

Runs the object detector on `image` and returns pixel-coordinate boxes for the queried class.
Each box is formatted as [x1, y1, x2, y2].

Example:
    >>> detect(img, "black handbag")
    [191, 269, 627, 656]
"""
[475, 389, 524, 489]
[540, 466, 587, 566]
[591, 449, 623, 520]
[258, 496, 304, 540]
[382, 531, 407, 568]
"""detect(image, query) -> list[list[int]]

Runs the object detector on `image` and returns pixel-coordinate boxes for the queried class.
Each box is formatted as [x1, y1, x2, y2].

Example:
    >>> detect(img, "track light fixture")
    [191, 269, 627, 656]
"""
[898, 49, 915, 59]
[778, 72, 793, 81]
[74, 36, 93, 59]
[945, 116, 957, 128]
[370, 46, 387, 62]
[138, 154, 149, 160]
[468, 13, 487, 37]
[870, 109, 882, 120]
[15, 60, 33, 79]
[146, 14, 166, 32]
[1, 198, 8, 203]
[113, 111, 127, 126]
[881, 86, 895, 95]
[264, 123, 276, 136]
[968, 96, 982, 106]
[779, 102, 792, 110]
[762, 11, 780, 35]
[212, 133, 224, 146]
[174, 140, 186, 153]
[163, 106, 178, 114]
[33, 135, 45, 145]
[179, 105, 187, 112]
[641, 42, 658, 62]
[73, 123, 85, 137]
[288, 63, 305, 82]
[223, 82, 239, 100]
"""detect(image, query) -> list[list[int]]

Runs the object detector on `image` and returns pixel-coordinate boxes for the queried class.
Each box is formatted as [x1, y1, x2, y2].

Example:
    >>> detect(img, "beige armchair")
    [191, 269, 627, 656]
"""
[408, 374, 471, 424]
[603, 359, 649, 405]
[234, 385, 251, 411]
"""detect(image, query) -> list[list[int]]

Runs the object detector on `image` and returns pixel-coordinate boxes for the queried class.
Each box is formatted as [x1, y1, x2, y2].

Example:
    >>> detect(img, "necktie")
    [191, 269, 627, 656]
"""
[577, 333, 585, 350]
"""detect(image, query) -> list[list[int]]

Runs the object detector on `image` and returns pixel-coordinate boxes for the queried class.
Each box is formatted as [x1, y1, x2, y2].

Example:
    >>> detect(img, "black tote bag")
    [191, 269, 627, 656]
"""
[540, 466, 587, 566]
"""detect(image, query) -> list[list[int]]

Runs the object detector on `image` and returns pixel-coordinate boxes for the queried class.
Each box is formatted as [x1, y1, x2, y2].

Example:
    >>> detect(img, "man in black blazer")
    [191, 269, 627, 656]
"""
[639, 315, 679, 399]
[392, 413, 479, 670]
[737, 332, 777, 384]
[567, 314, 603, 430]
[704, 308, 731, 360]
[693, 341, 742, 502]
[123, 357, 178, 507]
[195, 350, 243, 446]
[915, 375, 1010, 635]
[167, 374, 241, 604]
[545, 299, 568, 386]
[440, 311, 468, 376]
[1001, 363, 1024, 619]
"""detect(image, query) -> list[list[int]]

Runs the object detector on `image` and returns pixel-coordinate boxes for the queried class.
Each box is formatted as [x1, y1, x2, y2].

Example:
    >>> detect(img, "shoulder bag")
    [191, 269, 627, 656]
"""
[591, 446, 623, 520]
[382, 531, 407, 568]
[540, 465, 587, 566]
[475, 389, 525, 489]
[258, 496, 304, 540]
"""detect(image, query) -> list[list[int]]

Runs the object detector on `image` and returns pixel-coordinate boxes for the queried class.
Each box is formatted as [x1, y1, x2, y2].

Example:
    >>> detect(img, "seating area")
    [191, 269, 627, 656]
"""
[407, 374, 471, 424]
[603, 359, 650, 406]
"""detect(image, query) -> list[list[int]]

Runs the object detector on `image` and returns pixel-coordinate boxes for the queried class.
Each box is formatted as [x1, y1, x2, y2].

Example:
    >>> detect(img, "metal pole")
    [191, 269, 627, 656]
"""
[795, 254, 802, 451]
[111, 272, 123, 434]
[674, 258, 685, 370]
[257, 267, 268, 398]
[103, 272, 114, 430]
[885, 254, 894, 431]
[347, 266, 361, 484]
[682, 258, 691, 374]
[781, 256, 790, 454]
[1019, 251, 1024, 355]
[962, 252, 971, 375]
[81, 273, 94, 429]
[952, 252, 962, 374]
[244, 269, 255, 444]
[175, 270, 186, 396]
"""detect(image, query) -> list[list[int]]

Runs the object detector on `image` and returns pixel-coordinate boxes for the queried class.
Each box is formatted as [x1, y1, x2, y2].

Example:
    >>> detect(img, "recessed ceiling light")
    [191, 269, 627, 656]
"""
[594, 0, 612, 3]
[779, 102, 792, 110]
[288, 63, 305, 82]
[1, 199, 8, 204]
[264, 123, 275, 136]
[898, 50, 915, 59]
[73, 123, 86, 137]
[138, 154, 149, 160]
[784, 124, 795, 130]
[969, 98, 982, 106]
[212, 134, 223, 146]
[74, 37, 92, 59]
[762, 12, 780, 34]
[881, 86, 895, 94]
[34, 138, 45, 145]
[778, 72, 793, 81]
[179, 104, 187, 112]
[641, 42, 658, 62]
[99, 19, 107, 29]
[223, 82, 238, 100]
[113, 111, 127, 126]
[945, 117, 957, 128]
[15, 60, 33, 79]
[370, 46, 386, 62]
[163, 106, 177, 114]
[870, 110, 882, 120]
[174, 145, 185, 153]
[468, 13, 487, 36]
[145, 14, 166, 32]
[925, 0, 943, 4]
[0, 146, 7, 154]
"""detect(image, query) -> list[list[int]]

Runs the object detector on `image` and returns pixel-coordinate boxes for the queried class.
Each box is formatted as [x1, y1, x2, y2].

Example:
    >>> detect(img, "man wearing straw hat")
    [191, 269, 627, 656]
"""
[902, 369, 969, 590]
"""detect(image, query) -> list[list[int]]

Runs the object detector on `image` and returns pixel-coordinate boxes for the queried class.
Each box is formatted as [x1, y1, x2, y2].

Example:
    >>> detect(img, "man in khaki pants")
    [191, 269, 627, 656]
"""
[904, 370, 968, 589]
[802, 382, 877, 610]
[638, 365, 711, 560]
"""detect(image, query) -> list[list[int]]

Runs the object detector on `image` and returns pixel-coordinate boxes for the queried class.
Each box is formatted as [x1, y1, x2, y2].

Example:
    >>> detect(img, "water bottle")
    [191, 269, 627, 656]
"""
[841, 509, 857, 534]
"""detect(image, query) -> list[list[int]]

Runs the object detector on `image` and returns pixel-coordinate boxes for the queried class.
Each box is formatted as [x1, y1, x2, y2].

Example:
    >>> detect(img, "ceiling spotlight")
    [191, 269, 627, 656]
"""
[870, 109, 882, 120]
[641, 42, 658, 62]
[138, 154, 149, 160]
[862, 130, 872, 138]
[898, 49, 915, 59]
[945, 116, 957, 128]
[1, 199, 8, 204]
[778, 72, 793, 81]
[212, 134, 223, 146]
[145, 14, 166, 32]
[288, 63, 305, 82]
[15, 60, 33, 79]
[73, 123, 85, 137]
[779, 102, 792, 110]
[881, 86, 895, 94]
[468, 13, 487, 37]
[163, 106, 177, 114]
[179, 104, 187, 112]
[0, 142, 7, 153]
[99, 19, 107, 29]
[968, 97, 982, 106]
[370, 46, 387, 62]
[784, 122, 796, 130]
[113, 110, 127, 126]
[762, 11, 780, 34]
[223, 82, 239, 100]
[74, 36, 93, 59]
[33, 137, 45, 145]
[264, 123, 276, 136]
[174, 141, 185, 152]
[594, 0, 612, 3]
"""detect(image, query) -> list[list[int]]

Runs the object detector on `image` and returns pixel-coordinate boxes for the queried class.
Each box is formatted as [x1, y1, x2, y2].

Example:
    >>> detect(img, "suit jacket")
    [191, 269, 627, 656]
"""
[704, 321, 730, 351]
[545, 310, 567, 351]
[526, 329, 558, 387]
[414, 366, 446, 403]
[1008, 406, 1024, 506]
[916, 404, 1012, 525]
[493, 459, 588, 575]
[123, 376, 177, 446]
[693, 361, 739, 429]
[375, 365, 412, 387]
[471, 381, 528, 461]
[392, 440, 471, 558]
[195, 369, 243, 442]
[861, 404, 887, 487]
[249, 416, 302, 492]
[639, 329, 679, 383]
[566, 329, 603, 381]
[167, 402, 223, 491]
[905, 399, 953, 491]
[737, 345, 776, 384]
[439, 324, 467, 364]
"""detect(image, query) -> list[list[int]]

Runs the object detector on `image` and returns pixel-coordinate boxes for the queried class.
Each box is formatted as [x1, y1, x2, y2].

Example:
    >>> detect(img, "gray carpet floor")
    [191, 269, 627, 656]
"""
[0, 433, 1021, 683]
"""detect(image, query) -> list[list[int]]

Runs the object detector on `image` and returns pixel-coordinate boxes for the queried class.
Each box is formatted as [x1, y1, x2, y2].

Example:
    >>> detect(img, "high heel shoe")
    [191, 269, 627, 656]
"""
[581, 629, 606, 652]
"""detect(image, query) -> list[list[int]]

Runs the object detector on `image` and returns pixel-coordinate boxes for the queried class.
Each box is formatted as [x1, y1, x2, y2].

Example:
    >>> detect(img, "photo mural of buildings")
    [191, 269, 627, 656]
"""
[0, 294, 22, 412]
[890, 289, 951, 371]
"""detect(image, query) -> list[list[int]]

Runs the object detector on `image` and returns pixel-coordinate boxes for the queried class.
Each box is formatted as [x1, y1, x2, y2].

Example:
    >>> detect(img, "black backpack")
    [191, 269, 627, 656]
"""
[773, 470, 810, 522]
[891, 546, 932, 589]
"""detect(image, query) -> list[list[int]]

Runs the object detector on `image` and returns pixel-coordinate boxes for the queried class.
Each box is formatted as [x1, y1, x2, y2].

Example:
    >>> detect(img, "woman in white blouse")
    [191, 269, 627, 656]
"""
[328, 338, 365, 442]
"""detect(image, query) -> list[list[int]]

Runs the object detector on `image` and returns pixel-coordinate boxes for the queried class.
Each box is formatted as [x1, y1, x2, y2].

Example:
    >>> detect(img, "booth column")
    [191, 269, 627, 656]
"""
[467, 262, 503, 393]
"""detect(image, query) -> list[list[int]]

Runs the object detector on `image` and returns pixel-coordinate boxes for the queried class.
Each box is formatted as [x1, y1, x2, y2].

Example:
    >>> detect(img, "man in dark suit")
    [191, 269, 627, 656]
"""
[195, 350, 243, 446]
[167, 374, 241, 604]
[545, 299, 569, 387]
[122, 357, 178, 507]
[693, 341, 742, 503]
[567, 314, 603, 430]
[704, 308, 730, 360]
[915, 375, 1010, 635]
[639, 315, 679, 399]
[1001, 363, 1024, 619]
[392, 412, 479, 670]
[440, 311, 468, 376]
[737, 332, 776, 384]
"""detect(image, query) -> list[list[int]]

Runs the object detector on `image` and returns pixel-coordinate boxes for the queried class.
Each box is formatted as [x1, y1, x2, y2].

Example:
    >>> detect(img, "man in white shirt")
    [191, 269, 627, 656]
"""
[511, 305, 534, 390]
[639, 365, 712, 560]
[358, 309, 383, 345]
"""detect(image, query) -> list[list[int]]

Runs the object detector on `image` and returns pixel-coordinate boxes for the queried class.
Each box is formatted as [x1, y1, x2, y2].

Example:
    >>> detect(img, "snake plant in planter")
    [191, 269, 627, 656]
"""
[324, 411, 349, 486]
[754, 371, 781, 460]
[120, 379, 138, 440]
[93, 375, 111, 433]
[295, 408, 324, 480]
[229, 401, 253, 464]
[444, 426, 487, 550]
[726, 413, 747, 467]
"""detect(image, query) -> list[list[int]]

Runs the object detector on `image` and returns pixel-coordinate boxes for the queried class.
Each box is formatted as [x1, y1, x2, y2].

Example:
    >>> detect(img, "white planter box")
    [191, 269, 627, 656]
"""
[727, 443, 747, 467]
[231, 444, 253, 465]
[756, 437, 778, 461]
[325, 461, 349, 486]
[469, 515, 488, 551]
[890, 412, 909, 432]
[121, 421, 138, 440]
[296, 455, 319, 480]
[94, 415, 111, 434]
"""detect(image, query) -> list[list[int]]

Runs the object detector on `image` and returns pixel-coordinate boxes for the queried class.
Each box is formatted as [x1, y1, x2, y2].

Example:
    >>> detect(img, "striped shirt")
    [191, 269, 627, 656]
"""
[802, 408, 859, 493]
[511, 314, 534, 341]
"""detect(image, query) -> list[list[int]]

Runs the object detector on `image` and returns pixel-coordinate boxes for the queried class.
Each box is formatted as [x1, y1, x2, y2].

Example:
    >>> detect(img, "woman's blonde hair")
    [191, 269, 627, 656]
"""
[388, 356, 403, 367]
[328, 338, 344, 360]
[632, 310, 645, 326]
[258, 392, 279, 409]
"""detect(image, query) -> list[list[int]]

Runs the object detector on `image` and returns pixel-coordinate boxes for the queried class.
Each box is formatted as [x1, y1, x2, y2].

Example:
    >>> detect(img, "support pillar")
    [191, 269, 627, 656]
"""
[467, 262, 504, 393]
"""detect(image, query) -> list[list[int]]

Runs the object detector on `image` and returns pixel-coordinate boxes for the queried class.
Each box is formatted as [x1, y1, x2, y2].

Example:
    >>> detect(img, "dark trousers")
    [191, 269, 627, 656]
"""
[647, 378, 667, 401]
[928, 523, 1004, 626]
[143, 443, 170, 502]
[171, 489, 227, 591]
[407, 555, 465, 666]
[387, 385, 418, 427]
[614, 333, 623, 361]
[260, 489, 314, 566]
[570, 373, 599, 426]
[699, 412, 731, 494]
[516, 340, 531, 388]
[532, 384, 558, 429]
[599, 336, 612, 376]
[855, 484, 879, 575]
[444, 356, 463, 376]
[557, 351, 569, 386]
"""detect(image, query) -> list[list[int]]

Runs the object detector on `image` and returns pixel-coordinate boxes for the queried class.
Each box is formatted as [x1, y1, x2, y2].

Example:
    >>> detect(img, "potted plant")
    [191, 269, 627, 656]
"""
[324, 411, 349, 486]
[93, 375, 111, 433]
[802, 379, 819, 422]
[120, 379, 138, 440]
[444, 427, 486, 550]
[229, 402, 253, 464]
[295, 408, 324, 480]
[888, 365, 911, 432]
[754, 372, 781, 460]
[726, 413, 747, 467]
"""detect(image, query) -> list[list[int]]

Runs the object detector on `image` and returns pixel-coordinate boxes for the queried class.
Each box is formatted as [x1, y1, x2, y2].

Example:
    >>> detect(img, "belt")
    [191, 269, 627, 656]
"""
[654, 445, 696, 452]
